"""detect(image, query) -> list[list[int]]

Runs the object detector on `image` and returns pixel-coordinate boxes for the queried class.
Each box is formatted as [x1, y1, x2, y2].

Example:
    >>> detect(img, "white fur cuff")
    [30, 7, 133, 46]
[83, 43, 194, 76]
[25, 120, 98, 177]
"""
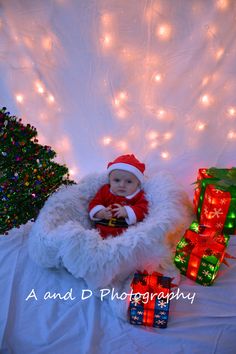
[124, 206, 137, 225]
[89, 205, 105, 220]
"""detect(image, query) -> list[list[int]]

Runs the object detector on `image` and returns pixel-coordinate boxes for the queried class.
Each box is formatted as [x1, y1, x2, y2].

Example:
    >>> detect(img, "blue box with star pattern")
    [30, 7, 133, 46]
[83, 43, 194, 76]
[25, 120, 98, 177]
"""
[129, 272, 171, 328]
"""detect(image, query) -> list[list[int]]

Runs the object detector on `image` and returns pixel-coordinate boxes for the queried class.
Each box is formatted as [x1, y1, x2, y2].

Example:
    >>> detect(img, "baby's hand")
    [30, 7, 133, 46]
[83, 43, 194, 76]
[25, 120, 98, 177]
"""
[112, 204, 128, 218]
[95, 207, 112, 220]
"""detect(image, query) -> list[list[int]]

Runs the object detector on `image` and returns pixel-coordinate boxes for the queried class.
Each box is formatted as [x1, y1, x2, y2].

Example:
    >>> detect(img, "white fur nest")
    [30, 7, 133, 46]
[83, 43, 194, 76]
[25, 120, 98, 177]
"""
[28, 171, 192, 290]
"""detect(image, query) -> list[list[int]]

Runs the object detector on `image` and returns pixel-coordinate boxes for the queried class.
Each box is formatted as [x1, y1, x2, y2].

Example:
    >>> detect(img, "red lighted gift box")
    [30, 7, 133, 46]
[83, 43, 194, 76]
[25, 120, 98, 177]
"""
[174, 221, 230, 286]
[129, 271, 174, 328]
[193, 168, 236, 234]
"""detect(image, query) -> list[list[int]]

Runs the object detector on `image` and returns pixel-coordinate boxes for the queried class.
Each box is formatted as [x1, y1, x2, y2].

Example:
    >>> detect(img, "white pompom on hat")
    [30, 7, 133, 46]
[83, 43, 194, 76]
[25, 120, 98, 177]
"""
[107, 154, 145, 183]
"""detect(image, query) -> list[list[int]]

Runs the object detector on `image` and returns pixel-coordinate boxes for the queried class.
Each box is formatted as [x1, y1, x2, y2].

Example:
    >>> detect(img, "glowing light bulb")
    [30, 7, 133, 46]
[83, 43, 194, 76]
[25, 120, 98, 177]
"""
[196, 122, 206, 131]
[147, 131, 159, 140]
[69, 167, 78, 176]
[200, 94, 212, 106]
[35, 81, 45, 94]
[215, 48, 224, 60]
[154, 73, 162, 82]
[201, 95, 209, 104]
[161, 151, 169, 159]
[150, 141, 158, 149]
[38, 86, 44, 94]
[202, 76, 210, 86]
[156, 24, 172, 40]
[164, 132, 172, 140]
[102, 34, 112, 47]
[47, 94, 55, 103]
[156, 109, 166, 119]
[227, 131, 236, 139]
[42, 36, 52, 50]
[216, 0, 229, 10]
[116, 140, 127, 151]
[113, 92, 127, 107]
[119, 91, 127, 100]
[102, 136, 112, 145]
[114, 98, 120, 107]
[227, 107, 236, 116]
[16, 94, 24, 103]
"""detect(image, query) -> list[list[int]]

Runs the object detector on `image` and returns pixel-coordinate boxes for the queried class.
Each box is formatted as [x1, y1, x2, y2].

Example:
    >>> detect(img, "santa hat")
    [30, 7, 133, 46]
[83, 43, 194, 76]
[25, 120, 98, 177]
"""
[107, 154, 145, 183]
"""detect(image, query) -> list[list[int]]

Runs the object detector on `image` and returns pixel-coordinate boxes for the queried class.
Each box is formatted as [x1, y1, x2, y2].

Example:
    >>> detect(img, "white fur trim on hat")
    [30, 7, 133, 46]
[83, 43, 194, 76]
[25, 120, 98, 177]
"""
[107, 162, 144, 183]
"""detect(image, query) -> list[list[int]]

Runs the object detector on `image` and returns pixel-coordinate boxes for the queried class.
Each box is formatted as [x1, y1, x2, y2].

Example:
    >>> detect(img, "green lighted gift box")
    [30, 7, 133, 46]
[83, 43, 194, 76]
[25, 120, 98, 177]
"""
[193, 168, 236, 234]
[174, 221, 230, 286]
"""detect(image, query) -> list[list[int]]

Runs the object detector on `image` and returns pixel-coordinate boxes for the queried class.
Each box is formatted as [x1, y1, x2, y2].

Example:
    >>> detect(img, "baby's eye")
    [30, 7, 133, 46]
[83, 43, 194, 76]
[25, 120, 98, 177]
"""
[127, 180, 132, 184]
[114, 178, 120, 182]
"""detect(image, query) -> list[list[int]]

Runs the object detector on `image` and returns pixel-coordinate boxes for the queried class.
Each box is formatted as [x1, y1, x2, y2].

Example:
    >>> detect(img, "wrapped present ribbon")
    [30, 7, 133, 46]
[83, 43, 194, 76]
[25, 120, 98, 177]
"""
[183, 230, 225, 280]
[132, 270, 176, 294]
[200, 185, 236, 234]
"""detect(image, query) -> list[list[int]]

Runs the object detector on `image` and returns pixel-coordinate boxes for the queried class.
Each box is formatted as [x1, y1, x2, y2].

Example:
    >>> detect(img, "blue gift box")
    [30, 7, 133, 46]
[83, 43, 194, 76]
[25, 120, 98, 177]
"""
[129, 272, 171, 328]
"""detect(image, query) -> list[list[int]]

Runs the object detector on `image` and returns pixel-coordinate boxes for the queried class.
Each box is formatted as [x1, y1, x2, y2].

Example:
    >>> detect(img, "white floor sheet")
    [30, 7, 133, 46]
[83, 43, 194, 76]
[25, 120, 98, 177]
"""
[1, 223, 236, 354]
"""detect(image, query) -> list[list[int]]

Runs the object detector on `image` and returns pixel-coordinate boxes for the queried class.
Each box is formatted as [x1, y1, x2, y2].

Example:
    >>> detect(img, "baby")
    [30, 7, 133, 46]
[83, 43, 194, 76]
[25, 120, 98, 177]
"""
[88, 154, 148, 238]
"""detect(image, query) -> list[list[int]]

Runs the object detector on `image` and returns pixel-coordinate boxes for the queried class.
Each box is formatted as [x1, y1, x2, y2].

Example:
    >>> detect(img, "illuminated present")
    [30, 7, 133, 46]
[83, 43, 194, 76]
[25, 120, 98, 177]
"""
[174, 221, 230, 286]
[193, 168, 236, 234]
[129, 271, 172, 328]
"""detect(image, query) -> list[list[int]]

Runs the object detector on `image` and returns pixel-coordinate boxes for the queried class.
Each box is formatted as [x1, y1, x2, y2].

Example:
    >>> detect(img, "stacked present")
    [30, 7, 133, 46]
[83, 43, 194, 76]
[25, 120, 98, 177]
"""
[175, 167, 236, 286]
[175, 221, 230, 285]
[129, 271, 173, 328]
[193, 168, 236, 234]
[129, 168, 235, 329]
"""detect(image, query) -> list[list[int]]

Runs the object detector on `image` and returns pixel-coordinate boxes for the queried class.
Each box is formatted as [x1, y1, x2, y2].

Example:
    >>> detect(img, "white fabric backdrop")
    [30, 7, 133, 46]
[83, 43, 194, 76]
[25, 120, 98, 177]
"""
[0, 0, 236, 196]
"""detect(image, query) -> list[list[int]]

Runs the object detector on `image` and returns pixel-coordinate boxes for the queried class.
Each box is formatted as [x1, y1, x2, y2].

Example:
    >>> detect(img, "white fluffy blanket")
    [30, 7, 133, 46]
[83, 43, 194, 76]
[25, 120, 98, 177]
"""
[28, 171, 192, 291]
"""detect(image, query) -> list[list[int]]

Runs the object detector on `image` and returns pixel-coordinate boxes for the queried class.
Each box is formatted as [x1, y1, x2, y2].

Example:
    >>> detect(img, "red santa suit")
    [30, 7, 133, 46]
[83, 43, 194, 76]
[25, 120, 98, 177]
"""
[89, 184, 148, 239]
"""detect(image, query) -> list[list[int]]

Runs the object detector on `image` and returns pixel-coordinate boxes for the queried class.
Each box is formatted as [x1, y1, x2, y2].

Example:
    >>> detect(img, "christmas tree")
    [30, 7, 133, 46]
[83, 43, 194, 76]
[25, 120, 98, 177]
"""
[0, 107, 74, 235]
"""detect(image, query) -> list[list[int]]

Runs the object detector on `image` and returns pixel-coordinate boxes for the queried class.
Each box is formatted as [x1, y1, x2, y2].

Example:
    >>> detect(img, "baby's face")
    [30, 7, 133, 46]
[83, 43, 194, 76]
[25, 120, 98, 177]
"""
[109, 170, 140, 197]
